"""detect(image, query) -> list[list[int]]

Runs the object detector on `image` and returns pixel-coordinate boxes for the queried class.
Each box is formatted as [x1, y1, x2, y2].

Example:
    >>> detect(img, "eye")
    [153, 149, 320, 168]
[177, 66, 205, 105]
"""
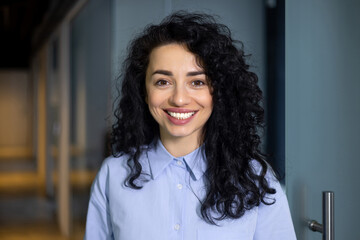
[191, 80, 206, 87]
[155, 79, 169, 86]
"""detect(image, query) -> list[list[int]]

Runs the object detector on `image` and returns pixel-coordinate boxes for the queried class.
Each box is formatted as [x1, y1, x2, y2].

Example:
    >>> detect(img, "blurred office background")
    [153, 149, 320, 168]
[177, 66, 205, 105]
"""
[0, 0, 359, 239]
[0, 0, 276, 238]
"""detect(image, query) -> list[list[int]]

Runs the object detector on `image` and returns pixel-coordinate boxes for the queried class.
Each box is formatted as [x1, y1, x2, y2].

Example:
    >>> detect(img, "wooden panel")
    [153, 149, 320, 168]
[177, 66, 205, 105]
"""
[58, 22, 71, 236]
[0, 147, 32, 159]
[0, 171, 38, 192]
[0, 70, 33, 158]
[36, 46, 47, 193]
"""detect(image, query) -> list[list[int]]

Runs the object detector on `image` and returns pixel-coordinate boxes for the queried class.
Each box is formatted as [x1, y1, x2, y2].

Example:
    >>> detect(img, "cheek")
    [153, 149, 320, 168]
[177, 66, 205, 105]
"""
[147, 92, 163, 110]
[208, 96, 213, 108]
[196, 94, 213, 109]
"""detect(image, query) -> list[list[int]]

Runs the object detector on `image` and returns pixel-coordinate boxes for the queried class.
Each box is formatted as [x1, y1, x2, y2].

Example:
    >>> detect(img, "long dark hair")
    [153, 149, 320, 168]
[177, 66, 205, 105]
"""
[112, 11, 276, 224]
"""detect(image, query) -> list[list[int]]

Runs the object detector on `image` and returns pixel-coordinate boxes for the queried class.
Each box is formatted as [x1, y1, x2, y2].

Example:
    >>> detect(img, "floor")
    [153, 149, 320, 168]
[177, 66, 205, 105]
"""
[0, 221, 85, 240]
[0, 159, 92, 240]
[0, 196, 87, 239]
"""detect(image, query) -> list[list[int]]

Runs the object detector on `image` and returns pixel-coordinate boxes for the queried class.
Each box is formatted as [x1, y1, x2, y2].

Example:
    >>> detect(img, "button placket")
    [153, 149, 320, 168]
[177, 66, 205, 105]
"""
[174, 224, 180, 230]
[171, 158, 186, 238]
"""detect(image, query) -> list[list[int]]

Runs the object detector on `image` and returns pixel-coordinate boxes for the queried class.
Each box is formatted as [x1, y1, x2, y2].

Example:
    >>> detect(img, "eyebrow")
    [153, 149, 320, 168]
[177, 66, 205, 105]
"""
[152, 70, 205, 77]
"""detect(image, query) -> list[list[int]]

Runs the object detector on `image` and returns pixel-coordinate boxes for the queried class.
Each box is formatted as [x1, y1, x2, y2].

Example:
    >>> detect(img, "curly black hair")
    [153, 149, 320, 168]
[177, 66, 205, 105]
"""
[112, 11, 276, 224]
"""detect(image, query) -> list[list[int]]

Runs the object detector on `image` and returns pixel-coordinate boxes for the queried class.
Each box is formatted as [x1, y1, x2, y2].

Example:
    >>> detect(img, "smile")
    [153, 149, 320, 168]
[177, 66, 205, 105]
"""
[166, 111, 196, 120]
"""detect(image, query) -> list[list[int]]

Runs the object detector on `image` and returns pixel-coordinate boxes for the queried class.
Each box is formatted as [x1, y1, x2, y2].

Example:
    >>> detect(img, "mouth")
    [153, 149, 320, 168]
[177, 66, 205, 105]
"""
[164, 109, 197, 120]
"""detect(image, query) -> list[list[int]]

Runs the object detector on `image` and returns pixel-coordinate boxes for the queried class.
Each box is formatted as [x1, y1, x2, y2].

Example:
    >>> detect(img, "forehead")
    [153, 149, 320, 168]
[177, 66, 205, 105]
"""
[147, 44, 203, 71]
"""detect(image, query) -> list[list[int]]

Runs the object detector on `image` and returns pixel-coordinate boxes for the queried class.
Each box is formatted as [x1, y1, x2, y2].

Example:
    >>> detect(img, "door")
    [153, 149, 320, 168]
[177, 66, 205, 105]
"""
[286, 0, 360, 239]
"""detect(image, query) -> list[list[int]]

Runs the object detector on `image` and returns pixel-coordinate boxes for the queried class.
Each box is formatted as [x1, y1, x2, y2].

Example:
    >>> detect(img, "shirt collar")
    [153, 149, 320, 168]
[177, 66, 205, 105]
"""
[146, 138, 207, 181]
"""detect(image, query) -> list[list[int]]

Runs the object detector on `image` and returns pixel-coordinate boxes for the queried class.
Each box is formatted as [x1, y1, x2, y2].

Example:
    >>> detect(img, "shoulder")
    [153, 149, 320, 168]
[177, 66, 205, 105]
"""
[89, 153, 134, 205]
[98, 154, 129, 175]
[249, 159, 285, 199]
[249, 159, 278, 183]
[94, 149, 150, 185]
[92, 153, 133, 190]
[250, 160, 297, 239]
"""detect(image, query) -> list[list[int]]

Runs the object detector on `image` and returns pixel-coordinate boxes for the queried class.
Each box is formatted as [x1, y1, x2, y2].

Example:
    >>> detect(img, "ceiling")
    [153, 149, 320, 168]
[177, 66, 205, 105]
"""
[0, 0, 75, 69]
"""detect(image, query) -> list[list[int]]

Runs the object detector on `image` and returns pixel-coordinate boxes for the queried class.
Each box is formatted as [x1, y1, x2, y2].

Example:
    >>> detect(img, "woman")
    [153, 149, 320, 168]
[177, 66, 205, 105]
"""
[85, 12, 296, 240]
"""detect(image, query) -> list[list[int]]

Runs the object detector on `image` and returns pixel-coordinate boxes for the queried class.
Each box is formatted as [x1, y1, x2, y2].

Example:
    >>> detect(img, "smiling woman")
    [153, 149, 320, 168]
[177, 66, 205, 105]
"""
[145, 44, 213, 157]
[84, 11, 296, 240]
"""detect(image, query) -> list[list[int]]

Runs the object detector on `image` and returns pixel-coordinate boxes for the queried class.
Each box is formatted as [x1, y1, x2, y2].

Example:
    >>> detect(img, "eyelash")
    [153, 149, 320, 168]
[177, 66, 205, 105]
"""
[154, 79, 207, 87]
[191, 80, 206, 87]
[155, 79, 169, 86]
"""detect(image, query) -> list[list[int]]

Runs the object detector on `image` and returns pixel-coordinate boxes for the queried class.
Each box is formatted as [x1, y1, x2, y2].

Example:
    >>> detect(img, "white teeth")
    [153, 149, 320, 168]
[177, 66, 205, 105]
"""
[167, 111, 195, 120]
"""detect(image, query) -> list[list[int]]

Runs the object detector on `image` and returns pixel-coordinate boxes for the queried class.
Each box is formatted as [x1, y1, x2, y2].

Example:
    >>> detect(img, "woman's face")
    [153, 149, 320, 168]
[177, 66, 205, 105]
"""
[145, 43, 213, 144]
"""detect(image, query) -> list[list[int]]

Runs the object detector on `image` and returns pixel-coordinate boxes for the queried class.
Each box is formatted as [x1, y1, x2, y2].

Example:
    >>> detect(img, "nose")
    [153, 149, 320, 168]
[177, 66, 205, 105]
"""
[169, 85, 191, 106]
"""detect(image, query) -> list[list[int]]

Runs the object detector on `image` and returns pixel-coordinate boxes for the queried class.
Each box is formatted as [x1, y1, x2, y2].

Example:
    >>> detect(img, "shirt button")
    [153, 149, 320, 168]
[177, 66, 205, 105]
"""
[177, 160, 183, 165]
[177, 184, 183, 190]
[174, 224, 180, 230]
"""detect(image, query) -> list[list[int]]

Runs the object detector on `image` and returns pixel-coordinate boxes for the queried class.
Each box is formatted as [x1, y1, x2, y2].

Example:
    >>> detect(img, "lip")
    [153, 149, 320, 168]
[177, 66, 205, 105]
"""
[163, 108, 198, 125]
[164, 108, 198, 113]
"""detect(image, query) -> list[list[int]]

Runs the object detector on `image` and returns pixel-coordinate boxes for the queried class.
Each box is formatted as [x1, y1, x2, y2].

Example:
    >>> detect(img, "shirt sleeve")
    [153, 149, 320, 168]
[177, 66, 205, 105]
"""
[84, 162, 114, 240]
[253, 174, 297, 240]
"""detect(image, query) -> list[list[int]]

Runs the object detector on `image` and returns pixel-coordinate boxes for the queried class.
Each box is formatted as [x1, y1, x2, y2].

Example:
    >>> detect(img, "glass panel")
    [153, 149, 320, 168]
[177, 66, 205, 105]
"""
[47, 37, 60, 197]
[69, 0, 111, 223]
[286, 1, 360, 239]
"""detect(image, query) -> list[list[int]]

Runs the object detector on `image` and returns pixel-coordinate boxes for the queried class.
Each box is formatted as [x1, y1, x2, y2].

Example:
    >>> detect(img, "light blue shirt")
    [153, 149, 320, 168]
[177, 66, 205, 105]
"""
[84, 140, 296, 240]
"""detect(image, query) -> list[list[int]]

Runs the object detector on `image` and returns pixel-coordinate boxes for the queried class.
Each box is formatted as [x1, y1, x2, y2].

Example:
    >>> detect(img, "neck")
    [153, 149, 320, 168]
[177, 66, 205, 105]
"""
[159, 134, 202, 157]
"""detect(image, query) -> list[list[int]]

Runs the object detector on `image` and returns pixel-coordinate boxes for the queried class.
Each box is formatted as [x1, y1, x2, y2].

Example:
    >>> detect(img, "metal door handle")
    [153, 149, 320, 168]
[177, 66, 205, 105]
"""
[308, 191, 334, 240]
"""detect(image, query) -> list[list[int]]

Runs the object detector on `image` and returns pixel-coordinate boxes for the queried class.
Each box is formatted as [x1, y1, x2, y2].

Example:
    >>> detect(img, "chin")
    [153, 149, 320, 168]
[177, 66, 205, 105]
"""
[167, 128, 200, 139]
